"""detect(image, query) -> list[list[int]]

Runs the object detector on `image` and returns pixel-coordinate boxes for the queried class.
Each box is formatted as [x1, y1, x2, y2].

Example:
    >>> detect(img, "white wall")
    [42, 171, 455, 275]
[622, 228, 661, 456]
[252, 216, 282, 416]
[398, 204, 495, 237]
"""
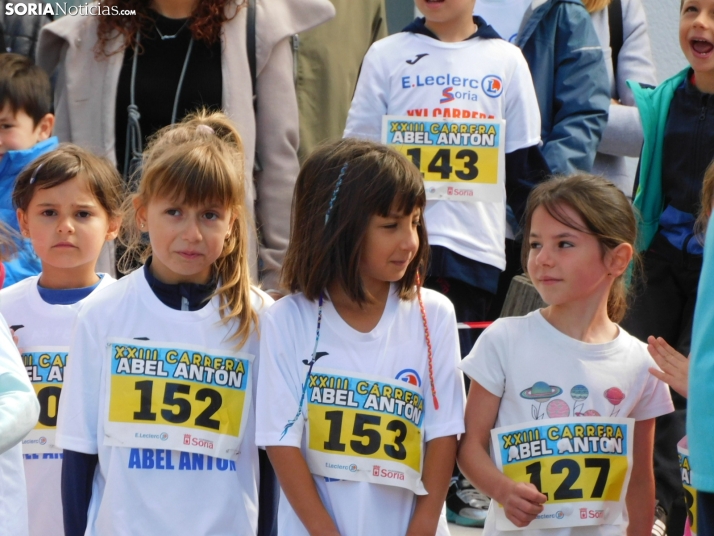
[643, 0, 687, 83]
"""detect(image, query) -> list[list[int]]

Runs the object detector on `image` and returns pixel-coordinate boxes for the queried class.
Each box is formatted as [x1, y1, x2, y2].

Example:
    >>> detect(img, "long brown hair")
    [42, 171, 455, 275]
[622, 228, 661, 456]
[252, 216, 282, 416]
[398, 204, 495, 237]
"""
[521, 174, 639, 323]
[282, 138, 429, 304]
[119, 110, 257, 346]
[95, 0, 242, 56]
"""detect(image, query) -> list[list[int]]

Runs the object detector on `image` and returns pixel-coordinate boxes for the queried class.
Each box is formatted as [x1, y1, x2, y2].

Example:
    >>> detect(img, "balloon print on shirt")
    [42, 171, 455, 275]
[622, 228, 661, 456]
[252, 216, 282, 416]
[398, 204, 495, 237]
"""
[570, 384, 589, 415]
[519, 381, 563, 420]
[604, 387, 626, 416]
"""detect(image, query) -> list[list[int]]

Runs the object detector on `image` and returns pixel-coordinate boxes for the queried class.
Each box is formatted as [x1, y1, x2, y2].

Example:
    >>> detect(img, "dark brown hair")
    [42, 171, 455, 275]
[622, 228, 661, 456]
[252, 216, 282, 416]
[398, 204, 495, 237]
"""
[282, 138, 429, 304]
[697, 157, 714, 238]
[521, 174, 639, 323]
[14, 145, 124, 219]
[119, 110, 257, 347]
[0, 53, 52, 125]
[95, 0, 242, 56]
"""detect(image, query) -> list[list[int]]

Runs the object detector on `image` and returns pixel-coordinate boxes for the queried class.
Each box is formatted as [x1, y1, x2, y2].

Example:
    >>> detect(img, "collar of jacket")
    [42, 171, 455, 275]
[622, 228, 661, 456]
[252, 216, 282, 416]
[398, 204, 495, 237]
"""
[143, 257, 217, 311]
[0, 136, 59, 178]
[402, 16, 501, 41]
[628, 67, 690, 253]
[517, 0, 586, 47]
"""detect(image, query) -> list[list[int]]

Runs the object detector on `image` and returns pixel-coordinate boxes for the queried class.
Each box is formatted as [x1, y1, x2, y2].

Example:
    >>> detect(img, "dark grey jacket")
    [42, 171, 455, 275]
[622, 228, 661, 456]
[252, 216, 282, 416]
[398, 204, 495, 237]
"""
[1, 0, 51, 58]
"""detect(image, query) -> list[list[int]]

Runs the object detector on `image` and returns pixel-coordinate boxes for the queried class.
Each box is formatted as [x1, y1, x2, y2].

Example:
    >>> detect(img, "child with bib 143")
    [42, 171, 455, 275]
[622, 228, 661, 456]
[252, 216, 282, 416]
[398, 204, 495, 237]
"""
[457, 174, 675, 535]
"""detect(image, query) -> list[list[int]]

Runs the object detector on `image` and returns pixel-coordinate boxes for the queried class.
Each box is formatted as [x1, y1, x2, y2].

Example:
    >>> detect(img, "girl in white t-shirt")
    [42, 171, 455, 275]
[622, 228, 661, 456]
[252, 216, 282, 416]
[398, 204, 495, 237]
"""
[0, 145, 123, 536]
[255, 138, 465, 536]
[457, 174, 674, 536]
[55, 111, 272, 536]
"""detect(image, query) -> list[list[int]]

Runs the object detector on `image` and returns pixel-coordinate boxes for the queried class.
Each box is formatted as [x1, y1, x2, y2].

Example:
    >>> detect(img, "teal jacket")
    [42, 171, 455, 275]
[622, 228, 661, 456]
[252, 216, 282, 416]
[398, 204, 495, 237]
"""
[689, 214, 714, 491]
[629, 68, 689, 253]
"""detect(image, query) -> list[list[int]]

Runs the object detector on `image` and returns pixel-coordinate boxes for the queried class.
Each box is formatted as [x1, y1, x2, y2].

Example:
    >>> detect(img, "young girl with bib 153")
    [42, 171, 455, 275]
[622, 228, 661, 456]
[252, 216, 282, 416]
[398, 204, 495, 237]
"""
[255, 138, 465, 536]
[0, 145, 123, 536]
[457, 175, 675, 536]
[55, 111, 272, 536]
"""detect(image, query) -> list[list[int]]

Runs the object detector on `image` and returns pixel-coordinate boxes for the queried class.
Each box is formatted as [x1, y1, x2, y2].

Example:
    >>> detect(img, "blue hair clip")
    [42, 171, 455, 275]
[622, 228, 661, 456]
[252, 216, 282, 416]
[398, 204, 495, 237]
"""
[29, 163, 43, 185]
[324, 163, 348, 225]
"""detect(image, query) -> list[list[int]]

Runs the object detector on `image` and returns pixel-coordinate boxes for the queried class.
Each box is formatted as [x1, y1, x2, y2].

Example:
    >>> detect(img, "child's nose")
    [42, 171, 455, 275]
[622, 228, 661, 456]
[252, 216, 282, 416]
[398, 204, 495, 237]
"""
[56, 216, 74, 233]
[182, 219, 203, 241]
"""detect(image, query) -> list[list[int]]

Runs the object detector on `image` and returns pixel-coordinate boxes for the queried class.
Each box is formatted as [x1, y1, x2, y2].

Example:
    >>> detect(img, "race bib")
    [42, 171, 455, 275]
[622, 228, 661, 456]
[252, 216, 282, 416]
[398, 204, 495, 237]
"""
[22, 347, 66, 454]
[679, 437, 698, 536]
[306, 368, 427, 494]
[382, 115, 505, 203]
[104, 339, 253, 459]
[491, 417, 634, 530]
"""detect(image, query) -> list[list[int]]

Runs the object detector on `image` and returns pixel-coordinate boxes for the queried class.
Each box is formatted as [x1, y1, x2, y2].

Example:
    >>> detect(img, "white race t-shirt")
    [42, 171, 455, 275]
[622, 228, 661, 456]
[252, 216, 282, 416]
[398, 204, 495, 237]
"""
[55, 268, 272, 536]
[344, 30, 541, 271]
[474, 0, 532, 43]
[255, 287, 465, 536]
[0, 274, 114, 536]
[460, 310, 675, 536]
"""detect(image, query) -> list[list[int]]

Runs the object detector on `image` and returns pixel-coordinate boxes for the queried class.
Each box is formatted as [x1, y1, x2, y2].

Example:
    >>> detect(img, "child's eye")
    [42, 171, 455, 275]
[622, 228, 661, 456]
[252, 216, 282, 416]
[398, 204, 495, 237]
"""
[76, 211, 92, 219]
[0, 123, 14, 130]
[558, 241, 574, 248]
[203, 211, 219, 221]
[166, 208, 181, 217]
[529, 241, 541, 249]
[41, 209, 57, 217]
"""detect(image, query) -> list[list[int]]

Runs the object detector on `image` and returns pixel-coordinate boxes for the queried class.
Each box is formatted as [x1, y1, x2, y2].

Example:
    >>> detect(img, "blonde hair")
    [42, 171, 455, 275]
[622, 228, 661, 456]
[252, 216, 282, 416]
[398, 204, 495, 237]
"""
[582, 0, 612, 13]
[521, 174, 639, 323]
[697, 158, 714, 238]
[119, 110, 257, 346]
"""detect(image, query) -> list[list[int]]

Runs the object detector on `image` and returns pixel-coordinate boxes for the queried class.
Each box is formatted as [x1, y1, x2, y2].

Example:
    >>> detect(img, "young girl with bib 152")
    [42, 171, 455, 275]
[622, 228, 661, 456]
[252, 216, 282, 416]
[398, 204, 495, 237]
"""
[0, 145, 123, 536]
[255, 138, 465, 536]
[55, 111, 272, 536]
[457, 175, 675, 536]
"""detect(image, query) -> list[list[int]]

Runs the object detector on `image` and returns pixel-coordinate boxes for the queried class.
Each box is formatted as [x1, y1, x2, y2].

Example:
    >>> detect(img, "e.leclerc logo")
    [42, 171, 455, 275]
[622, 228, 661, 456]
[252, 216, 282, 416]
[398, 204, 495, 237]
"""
[482, 75, 503, 98]
[396, 369, 422, 387]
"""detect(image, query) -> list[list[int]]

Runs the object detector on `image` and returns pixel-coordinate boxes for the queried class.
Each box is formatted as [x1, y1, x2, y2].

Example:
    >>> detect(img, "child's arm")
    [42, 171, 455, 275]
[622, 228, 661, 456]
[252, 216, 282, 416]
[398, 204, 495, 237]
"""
[266, 445, 340, 536]
[405, 435, 457, 536]
[626, 418, 656, 536]
[457, 381, 547, 527]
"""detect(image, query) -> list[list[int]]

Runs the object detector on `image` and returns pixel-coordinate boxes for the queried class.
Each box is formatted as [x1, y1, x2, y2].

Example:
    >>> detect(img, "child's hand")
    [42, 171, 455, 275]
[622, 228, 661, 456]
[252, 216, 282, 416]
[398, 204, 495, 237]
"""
[500, 481, 547, 527]
[647, 336, 689, 398]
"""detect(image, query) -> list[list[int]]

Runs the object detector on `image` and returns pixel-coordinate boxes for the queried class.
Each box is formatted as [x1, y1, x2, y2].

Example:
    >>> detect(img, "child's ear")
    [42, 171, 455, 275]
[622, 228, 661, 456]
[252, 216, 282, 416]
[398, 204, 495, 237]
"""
[606, 243, 634, 278]
[16, 208, 30, 238]
[133, 197, 147, 231]
[106, 215, 121, 242]
[35, 113, 55, 141]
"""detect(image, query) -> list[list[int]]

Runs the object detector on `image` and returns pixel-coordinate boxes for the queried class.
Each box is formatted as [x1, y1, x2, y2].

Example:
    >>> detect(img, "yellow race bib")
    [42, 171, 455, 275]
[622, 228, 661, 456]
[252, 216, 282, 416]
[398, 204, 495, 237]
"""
[382, 115, 505, 203]
[491, 417, 635, 530]
[21, 347, 66, 454]
[306, 368, 427, 494]
[679, 437, 698, 536]
[104, 339, 253, 459]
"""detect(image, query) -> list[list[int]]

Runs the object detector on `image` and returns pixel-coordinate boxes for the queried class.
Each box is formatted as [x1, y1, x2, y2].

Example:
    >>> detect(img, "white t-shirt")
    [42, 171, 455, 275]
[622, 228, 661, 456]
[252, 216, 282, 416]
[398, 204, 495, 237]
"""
[55, 268, 272, 536]
[0, 313, 39, 536]
[474, 0, 532, 43]
[344, 30, 541, 271]
[255, 287, 465, 536]
[0, 275, 114, 536]
[460, 310, 675, 536]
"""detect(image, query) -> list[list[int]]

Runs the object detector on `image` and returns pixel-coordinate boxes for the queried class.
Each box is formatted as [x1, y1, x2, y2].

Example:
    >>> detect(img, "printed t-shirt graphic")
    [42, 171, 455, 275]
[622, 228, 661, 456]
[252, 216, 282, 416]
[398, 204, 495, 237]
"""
[0, 274, 115, 536]
[679, 437, 698, 536]
[459, 310, 674, 536]
[55, 268, 271, 536]
[344, 31, 540, 270]
[255, 287, 465, 536]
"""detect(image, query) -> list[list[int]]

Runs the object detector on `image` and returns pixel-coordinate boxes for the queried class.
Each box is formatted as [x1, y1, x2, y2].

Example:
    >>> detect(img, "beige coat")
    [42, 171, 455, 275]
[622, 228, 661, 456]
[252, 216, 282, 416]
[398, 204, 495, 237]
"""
[36, 0, 335, 288]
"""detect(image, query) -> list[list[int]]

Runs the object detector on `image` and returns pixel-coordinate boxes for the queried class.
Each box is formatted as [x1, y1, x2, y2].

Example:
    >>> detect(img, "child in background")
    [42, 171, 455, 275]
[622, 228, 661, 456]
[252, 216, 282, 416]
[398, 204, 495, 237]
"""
[255, 139, 465, 536]
[621, 2, 714, 532]
[0, 53, 57, 287]
[55, 111, 272, 535]
[0, 145, 122, 536]
[0, 230, 40, 536]
[458, 174, 674, 535]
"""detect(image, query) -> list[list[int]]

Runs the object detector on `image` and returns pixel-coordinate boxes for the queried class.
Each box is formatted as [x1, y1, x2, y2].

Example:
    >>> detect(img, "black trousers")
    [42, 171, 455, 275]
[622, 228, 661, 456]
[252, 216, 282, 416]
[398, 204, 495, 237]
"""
[699, 491, 714, 536]
[621, 235, 703, 536]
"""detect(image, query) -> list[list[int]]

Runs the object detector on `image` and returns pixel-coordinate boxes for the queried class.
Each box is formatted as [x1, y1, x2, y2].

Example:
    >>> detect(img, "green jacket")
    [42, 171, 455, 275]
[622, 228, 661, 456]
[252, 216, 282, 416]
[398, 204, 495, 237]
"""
[629, 68, 689, 253]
